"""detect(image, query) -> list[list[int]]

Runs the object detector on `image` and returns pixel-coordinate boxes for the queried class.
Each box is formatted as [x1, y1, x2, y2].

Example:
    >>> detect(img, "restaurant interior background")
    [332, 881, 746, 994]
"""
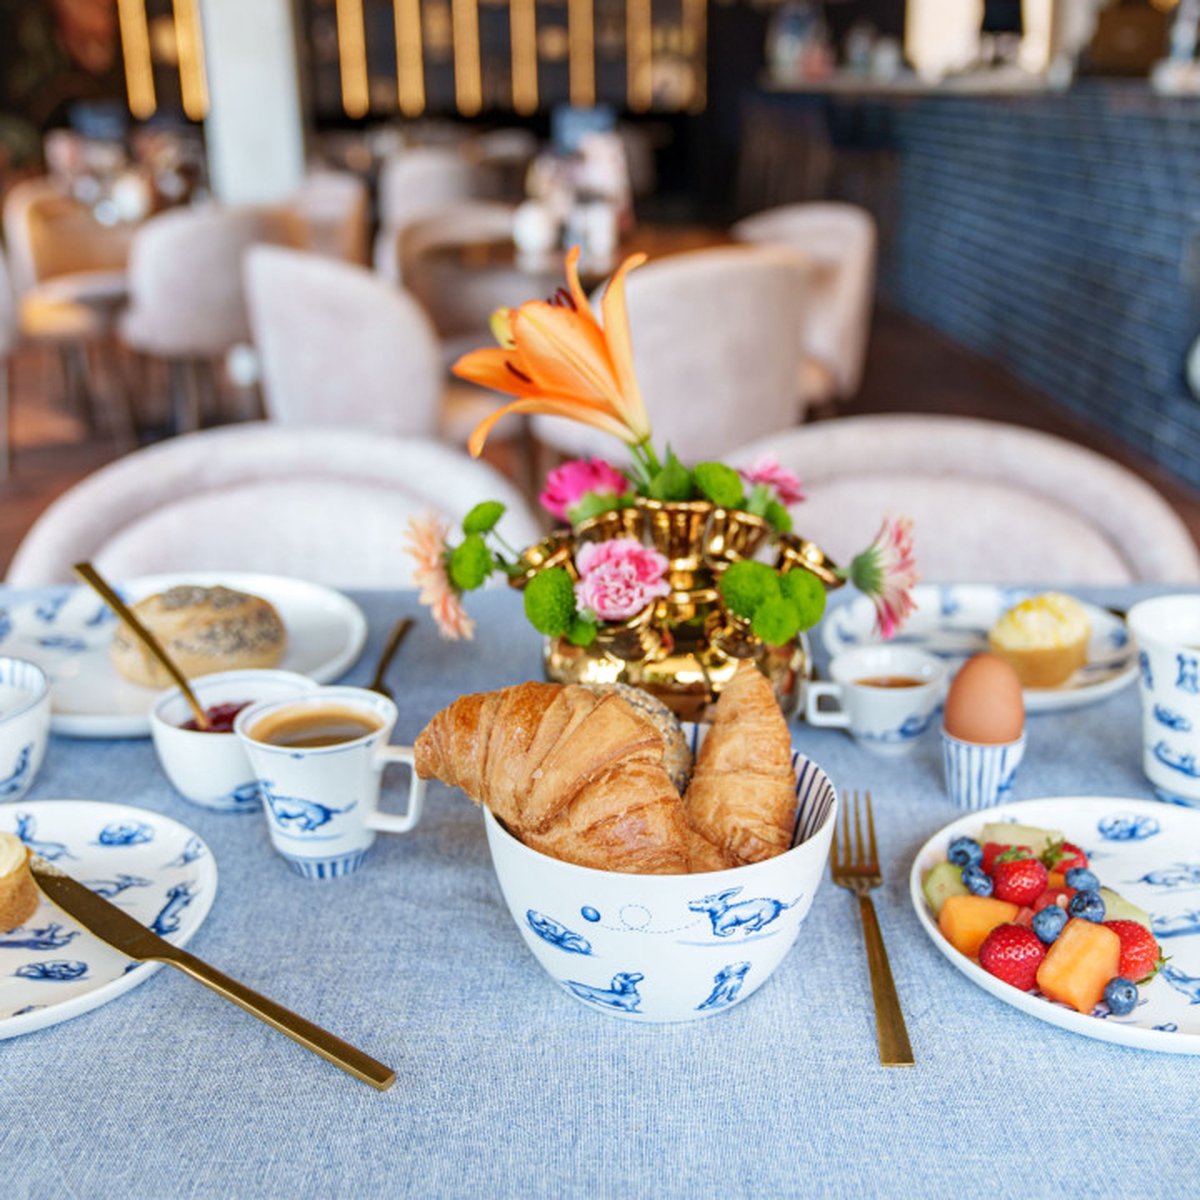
[3, 0, 1200, 574]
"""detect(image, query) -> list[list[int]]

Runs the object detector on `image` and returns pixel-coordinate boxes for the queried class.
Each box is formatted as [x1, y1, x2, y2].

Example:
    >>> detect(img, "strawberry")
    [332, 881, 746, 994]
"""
[978, 924, 1046, 991]
[1041, 839, 1088, 873]
[992, 855, 1049, 906]
[1031, 886, 1076, 913]
[1105, 920, 1164, 984]
[982, 841, 1032, 874]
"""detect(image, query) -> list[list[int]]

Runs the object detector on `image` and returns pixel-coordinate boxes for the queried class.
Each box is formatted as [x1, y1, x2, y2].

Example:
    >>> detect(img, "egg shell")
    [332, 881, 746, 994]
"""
[942, 653, 1025, 745]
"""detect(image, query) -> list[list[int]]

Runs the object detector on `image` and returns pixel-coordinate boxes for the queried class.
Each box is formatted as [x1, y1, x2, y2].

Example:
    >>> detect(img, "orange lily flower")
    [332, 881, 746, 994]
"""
[453, 247, 653, 459]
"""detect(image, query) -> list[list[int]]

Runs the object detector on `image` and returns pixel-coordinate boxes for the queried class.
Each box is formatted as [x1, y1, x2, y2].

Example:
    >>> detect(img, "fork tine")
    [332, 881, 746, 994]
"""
[865, 790, 878, 868]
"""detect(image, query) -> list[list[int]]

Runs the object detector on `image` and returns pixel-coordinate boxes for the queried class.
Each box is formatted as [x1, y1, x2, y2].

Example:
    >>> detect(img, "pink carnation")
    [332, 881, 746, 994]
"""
[737, 455, 805, 507]
[539, 458, 630, 522]
[574, 537, 670, 621]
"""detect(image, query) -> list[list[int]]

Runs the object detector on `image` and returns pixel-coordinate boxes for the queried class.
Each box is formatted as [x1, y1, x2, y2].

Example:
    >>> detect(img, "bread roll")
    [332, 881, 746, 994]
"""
[110, 585, 287, 688]
[0, 832, 38, 933]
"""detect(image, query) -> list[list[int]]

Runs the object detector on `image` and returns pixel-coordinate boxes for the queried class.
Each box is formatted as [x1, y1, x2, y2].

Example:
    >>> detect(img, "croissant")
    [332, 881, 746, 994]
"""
[683, 661, 797, 865]
[415, 681, 707, 874]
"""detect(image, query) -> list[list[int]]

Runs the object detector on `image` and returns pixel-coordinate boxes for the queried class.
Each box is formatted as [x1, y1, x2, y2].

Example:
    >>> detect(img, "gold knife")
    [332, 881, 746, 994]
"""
[31, 859, 396, 1091]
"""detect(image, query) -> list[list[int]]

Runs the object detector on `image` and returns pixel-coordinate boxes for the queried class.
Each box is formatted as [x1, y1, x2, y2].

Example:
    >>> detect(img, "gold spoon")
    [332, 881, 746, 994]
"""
[367, 617, 415, 700]
[73, 561, 211, 730]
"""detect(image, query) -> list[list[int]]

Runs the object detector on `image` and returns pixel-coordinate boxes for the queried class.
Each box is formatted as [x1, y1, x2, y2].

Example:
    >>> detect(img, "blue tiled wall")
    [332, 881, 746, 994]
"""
[748, 84, 1200, 489]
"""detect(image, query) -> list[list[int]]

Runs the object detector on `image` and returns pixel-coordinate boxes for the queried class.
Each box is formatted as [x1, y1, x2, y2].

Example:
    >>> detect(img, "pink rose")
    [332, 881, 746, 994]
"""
[539, 458, 630, 522]
[738, 455, 805, 507]
[574, 537, 670, 621]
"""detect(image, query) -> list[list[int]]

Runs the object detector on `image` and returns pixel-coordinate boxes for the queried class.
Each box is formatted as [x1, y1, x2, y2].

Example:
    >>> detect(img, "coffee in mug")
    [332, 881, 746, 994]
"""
[855, 676, 922, 689]
[249, 704, 384, 748]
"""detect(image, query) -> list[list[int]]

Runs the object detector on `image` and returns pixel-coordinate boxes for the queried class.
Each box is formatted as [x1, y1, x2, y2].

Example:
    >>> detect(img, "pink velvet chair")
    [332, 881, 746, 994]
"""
[245, 245, 455, 435]
[5, 423, 541, 587]
[733, 202, 877, 410]
[729, 414, 1200, 583]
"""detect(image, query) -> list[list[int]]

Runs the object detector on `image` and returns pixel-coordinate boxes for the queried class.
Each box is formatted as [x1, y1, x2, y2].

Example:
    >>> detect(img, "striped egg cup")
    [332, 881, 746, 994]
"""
[940, 728, 1026, 811]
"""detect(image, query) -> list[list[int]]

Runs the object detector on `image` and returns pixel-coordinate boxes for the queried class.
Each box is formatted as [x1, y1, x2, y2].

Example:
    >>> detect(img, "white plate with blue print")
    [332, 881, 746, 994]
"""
[0, 800, 217, 1039]
[0, 572, 368, 738]
[911, 796, 1200, 1055]
[822, 585, 1135, 714]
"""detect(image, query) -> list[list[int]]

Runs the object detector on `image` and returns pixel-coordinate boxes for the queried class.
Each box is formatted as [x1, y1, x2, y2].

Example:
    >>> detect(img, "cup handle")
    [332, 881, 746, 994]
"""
[367, 745, 425, 834]
[805, 682, 850, 728]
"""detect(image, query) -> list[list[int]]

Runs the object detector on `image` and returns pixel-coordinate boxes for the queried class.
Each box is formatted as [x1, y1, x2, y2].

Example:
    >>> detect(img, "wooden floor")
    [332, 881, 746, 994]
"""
[3, 305, 1200, 577]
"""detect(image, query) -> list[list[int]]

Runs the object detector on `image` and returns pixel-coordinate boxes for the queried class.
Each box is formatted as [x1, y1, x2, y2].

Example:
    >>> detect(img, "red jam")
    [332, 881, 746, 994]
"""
[182, 701, 252, 733]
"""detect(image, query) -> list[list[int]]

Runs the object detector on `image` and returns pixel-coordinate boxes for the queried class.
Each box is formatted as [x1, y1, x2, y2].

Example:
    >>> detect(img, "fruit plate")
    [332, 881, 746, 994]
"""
[910, 796, 1200, 1055]
[822, 585, 1135, 714]
[0, 572, 368, 738]
[0, 799, 217, 1039]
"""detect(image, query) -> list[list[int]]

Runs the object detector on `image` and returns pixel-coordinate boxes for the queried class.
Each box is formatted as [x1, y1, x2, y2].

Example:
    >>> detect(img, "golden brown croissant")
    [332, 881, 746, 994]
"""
[683, 661, 797, 865]
[415, 681, 707, 874]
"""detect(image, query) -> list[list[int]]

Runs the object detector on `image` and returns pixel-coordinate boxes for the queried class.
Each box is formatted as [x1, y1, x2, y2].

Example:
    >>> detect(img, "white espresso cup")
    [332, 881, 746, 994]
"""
[234, 687, 425, 878]
[805, 645, 946, 756]
[1127, 594, 1200, 807]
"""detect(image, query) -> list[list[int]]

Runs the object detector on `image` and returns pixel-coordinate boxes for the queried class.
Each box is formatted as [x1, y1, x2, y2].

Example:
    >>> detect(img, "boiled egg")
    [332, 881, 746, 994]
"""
[943, 653, 1025, 745]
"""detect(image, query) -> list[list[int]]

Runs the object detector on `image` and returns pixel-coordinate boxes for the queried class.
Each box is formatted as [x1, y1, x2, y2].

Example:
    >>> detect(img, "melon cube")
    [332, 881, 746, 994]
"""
[1035, 918, 1121, 1013]
[938, 894, 1021, 958]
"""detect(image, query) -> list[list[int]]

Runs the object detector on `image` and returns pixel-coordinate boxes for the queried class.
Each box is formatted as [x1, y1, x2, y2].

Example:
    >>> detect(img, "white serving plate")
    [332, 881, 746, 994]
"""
[823, 585, 1135, 713]
[0, 572, 367, 738]
[0, 800, 217, 1039]
[910, 796, 1200, 1055]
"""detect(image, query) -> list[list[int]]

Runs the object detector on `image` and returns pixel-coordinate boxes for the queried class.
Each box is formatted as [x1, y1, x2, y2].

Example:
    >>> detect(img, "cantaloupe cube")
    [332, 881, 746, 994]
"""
[938, 894, 1021, 958]
[1047, 871, 1067, 889]
[1035, 918, 1121, 1013]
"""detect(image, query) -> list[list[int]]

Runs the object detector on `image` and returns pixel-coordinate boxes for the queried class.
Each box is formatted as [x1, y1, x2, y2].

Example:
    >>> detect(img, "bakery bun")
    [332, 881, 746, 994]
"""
[0, 832, 39, 933]
[111, 584, 287, 688]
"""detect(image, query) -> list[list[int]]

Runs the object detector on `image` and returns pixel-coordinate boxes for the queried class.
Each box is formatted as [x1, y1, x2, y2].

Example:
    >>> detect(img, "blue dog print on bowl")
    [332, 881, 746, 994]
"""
[687, 886, 798, 937]
[696, 962, 751, 1011]
[562, 972, 644, 1012]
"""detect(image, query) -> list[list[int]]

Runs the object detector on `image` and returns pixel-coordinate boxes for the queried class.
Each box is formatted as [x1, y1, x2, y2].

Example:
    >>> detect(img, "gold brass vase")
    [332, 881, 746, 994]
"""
[513, 499, 837, 720]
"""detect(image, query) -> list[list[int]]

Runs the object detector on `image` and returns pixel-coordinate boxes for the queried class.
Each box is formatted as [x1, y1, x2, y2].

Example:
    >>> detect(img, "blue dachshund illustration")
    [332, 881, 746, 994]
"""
[526, 910, 592, 955]
[0, 923, 79, 951]
[1138, 651, 1153, 690]
[15, 959, 88, 982]
[696, 962, 751, 1011]
[227, 782, 263, 810]
[0, 745, 33, 798]
[34, 594, 70, 623]
[1098, 814, 1160, 841]
[1152, 742, 1200, 779]
[1161, 963, 1200, 1005]
[562, 972, 644, 1012]
[166, 836, 206, 868]
[150, 883, 195, 936]
[1153, 705, 1192, 733]
[1176, 653, 1200, 695]
[84, 873, 151, 899]
[1135, 863, 1200, 890]
[13, 813, 73, 861]
[688, 887, 798, 937]
[97, 821, 154, 847]
[261, 782, 356, 833]
[1152, 910, 1200, 939]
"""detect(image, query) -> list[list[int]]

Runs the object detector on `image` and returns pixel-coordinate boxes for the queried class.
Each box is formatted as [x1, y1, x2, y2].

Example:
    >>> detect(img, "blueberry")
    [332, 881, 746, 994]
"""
[948, 837, 983, 868]
[1104, 977, 1138, 1016]
[1065, 867, 1100, 892]
[1067, 889, 1106, 923]
[1032, 905, 1068, 945]
[961, 863, 993, 896]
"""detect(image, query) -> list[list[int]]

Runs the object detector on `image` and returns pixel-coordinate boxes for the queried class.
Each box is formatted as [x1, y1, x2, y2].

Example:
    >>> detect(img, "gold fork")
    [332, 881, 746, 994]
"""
[830, 790, 915, 1066]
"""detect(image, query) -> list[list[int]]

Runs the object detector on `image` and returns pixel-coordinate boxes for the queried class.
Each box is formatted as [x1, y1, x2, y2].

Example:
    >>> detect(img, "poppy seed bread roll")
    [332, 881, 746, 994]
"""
[110, 585, 287, 688]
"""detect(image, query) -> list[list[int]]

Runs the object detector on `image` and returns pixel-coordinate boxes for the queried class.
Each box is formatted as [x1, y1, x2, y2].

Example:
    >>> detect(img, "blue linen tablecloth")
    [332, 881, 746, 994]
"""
[2, 584, 1196, 1200]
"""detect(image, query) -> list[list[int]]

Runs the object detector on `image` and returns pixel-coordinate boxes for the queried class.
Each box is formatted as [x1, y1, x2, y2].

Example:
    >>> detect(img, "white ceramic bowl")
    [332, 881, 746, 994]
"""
[151, 669, 317, 812]
[484, 737, 838, 1022]
[0, 658, 51, 803]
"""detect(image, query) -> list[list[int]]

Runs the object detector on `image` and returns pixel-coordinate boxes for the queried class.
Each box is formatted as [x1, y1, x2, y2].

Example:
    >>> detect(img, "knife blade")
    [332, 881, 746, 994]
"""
[31, 860, 396, 1091]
